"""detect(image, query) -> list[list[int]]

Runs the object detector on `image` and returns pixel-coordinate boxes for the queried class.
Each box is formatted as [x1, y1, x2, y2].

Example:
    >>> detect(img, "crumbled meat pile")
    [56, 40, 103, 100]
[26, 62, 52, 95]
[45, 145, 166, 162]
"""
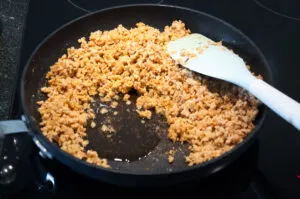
[37, 21, 259, 168]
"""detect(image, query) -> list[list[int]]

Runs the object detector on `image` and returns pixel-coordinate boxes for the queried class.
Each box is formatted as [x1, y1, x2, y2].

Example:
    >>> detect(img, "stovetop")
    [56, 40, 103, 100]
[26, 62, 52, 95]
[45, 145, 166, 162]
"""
[1, 0, 300, 198]
[1, 135, 276, 199]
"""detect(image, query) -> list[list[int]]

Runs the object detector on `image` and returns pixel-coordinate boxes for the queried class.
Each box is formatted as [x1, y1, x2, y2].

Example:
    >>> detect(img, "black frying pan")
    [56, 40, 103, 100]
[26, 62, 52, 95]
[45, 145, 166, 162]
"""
[1, 4, 272, 186]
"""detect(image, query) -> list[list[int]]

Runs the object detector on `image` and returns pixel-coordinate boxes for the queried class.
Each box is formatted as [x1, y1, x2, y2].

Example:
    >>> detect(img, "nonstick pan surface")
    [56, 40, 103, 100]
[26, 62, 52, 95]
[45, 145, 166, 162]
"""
[21, 4, 272, 186]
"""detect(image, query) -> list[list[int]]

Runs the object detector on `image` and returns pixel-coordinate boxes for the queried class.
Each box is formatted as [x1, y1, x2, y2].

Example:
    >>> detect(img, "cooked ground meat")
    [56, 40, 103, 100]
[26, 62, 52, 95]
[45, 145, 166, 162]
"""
[137, 110, 152, 119]
[100, 107, 109, 114]
[168, 149, 175, 163]
[37, 20, 259, 168]
[100, 124, 116, 134]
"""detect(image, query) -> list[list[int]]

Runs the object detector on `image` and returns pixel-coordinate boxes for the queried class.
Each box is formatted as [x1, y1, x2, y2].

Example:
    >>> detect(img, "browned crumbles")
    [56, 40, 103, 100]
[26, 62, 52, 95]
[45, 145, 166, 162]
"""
[37, 20, 259, 168]
[136, 110, 152, 119]
[100, 107, 108, 114]
[100, 124, 116, 134]
[113, 111, 118, 116]
[180, 49, 196, 58]
[90, 121, 96, 128]
[123, 94, 130, 101]
[110, 101, 118, 108]
[168, 149, 175, 163]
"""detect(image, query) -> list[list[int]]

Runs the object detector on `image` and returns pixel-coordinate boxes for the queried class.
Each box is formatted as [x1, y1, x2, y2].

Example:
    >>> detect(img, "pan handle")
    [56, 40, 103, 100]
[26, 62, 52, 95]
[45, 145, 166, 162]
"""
[0, 120, 29, 135]
[0, 120, 29, 158]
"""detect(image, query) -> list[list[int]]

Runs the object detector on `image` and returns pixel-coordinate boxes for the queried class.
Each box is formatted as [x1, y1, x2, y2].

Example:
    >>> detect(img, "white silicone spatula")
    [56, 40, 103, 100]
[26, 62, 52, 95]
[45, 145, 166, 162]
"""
[167, 33, 300, 130]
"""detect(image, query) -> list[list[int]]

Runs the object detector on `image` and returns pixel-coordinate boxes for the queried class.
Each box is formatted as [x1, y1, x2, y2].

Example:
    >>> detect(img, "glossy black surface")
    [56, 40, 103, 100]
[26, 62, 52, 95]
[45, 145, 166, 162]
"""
[254, 0, 300, 19]
[2, 0, 300, 198]
[68, 0, 162, 12]
[2, 135, 277, 199]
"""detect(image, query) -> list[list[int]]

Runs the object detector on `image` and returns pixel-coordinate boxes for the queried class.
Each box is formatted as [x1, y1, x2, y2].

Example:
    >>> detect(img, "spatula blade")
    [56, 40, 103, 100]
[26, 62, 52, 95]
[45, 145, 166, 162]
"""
[167, 33, 252, 86]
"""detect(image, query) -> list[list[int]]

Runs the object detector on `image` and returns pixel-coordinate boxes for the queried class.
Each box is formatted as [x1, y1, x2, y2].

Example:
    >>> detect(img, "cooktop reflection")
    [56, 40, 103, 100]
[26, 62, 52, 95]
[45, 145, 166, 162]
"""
[254, 0, 300, 20]
[1, 133, 273, 199]
[68, 0, 163, 12]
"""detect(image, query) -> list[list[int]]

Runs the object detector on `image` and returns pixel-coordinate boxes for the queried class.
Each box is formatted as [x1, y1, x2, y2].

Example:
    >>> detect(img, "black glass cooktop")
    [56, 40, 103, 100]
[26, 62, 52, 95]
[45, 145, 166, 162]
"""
[2, 0, 300, 198]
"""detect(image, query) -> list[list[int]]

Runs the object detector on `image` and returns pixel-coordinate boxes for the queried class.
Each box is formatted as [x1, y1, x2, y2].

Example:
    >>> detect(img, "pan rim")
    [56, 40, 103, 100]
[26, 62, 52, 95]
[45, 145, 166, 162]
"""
[20, 3, 272, 176]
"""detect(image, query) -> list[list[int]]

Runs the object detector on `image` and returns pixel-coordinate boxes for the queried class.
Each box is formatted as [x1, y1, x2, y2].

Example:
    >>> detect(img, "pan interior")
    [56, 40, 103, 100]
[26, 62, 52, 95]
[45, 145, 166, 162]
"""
[85, 92, 179, 163]
[23, 5, 271, 174]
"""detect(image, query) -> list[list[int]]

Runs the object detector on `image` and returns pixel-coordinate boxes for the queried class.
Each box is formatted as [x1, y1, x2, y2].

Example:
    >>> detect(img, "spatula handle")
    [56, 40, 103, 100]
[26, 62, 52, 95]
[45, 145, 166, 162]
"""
[248, 79, 300, 131]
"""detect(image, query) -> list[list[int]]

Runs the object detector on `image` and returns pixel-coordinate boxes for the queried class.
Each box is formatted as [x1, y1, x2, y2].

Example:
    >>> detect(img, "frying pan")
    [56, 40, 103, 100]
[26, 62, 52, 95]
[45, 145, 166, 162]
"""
[0, 4, 272, 186]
